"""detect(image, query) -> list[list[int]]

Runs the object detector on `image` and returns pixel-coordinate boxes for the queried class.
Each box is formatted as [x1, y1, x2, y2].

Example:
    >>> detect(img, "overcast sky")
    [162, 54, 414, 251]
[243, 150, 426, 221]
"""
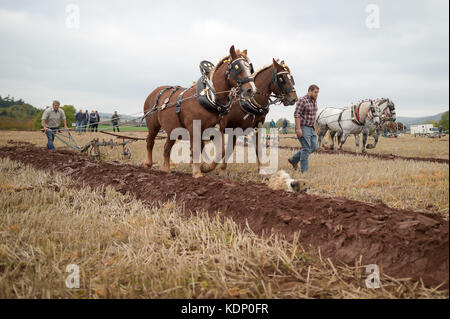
[0, 0, 448, 119]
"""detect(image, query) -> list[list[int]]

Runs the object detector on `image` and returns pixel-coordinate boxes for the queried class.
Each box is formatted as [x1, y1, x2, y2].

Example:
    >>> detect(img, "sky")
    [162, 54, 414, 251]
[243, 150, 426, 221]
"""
[0, 0, 448, 120]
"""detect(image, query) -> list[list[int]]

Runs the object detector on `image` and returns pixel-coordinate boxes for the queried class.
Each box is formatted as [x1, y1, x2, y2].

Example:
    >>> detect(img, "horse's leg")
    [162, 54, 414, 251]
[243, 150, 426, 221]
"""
[162, 137, 176, 172]
[367, 131, 378, 149]
[329, 131, 336, 150]
[317, 126, 327, 149]
[218, 134, 237, 176]
[362, 131, 368, 153]
[200, 131, 224, 174]
[338, 132, 349, 150]
[191, 136, 203, 178]
[355, 134, 360, 153]
[143, 118, 161, 168]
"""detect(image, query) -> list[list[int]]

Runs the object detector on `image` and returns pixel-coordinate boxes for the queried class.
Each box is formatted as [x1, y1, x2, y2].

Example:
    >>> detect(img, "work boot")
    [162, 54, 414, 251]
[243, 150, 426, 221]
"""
[288, 158, 298, 170]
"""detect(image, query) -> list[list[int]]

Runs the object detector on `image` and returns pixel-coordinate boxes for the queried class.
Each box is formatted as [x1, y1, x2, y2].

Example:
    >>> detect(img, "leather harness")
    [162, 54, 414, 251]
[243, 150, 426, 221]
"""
[239, 68, 296, 117]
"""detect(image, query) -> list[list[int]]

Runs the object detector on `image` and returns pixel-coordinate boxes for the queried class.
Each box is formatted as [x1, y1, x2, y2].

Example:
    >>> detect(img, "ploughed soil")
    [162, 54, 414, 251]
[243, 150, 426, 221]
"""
[1, 143, 448, 289]
[278, 145, 449, 165]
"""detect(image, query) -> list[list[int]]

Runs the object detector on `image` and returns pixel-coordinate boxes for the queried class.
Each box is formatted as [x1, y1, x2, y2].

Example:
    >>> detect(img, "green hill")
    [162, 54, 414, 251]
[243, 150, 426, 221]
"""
[0, 95, 40, 130]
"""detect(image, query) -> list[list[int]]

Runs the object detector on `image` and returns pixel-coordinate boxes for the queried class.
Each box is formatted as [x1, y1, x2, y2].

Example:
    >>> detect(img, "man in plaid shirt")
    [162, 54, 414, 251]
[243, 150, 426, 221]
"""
[288, 85, 319, 173]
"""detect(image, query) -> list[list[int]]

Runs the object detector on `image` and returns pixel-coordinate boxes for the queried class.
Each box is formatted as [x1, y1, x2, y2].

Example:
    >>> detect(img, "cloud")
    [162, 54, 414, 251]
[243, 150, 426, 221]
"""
[0, 0, 448, 119]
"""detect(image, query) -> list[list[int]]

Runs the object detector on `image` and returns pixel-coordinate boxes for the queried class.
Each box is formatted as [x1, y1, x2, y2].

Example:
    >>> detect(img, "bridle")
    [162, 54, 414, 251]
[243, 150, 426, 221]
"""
[379, 99, 396, 122]
[225, 57, 255, 89]
[256, 67, 296, 105]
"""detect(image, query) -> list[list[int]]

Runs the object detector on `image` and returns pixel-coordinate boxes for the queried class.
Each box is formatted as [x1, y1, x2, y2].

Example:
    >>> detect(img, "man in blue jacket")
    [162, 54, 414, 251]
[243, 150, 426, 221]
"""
[75, 109, 84, 134]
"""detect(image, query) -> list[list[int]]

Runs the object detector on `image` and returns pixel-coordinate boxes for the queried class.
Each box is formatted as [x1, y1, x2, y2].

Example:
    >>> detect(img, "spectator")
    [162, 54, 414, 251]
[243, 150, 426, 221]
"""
[41, 100, 68, 150]
[111, 111, 120, 132]
[95, 111, 101, 132]
[269, 119, 276, 129]
[282, 119, 288, 134]
[75, 109, 84, 134]
[89, 110, 97, 132]
[83, 110, 89, 132]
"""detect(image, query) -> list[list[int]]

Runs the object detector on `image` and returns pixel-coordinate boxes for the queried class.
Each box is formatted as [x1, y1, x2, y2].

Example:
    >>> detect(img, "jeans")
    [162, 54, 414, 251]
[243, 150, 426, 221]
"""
[45, 128, 58, 150]
[290, 126, 317, 173]
[82, 121, 88, 132]
[113, 124, 120, 132]
[75, 121, 82, 133]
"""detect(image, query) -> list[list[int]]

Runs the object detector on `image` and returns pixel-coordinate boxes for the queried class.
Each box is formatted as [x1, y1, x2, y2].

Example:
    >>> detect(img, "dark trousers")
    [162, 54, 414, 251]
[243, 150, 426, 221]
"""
[113, 124, 120, 132]
[89, 123, 98, 132]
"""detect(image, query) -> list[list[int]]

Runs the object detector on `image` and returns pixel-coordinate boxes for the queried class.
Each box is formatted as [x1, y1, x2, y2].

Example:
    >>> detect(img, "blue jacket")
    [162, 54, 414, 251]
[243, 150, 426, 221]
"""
[75, 112, 84, 122]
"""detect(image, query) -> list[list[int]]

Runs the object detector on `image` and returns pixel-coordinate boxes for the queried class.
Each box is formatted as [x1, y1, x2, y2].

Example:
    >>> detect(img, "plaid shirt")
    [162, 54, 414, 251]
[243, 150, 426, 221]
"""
[293, 95, 318, 127]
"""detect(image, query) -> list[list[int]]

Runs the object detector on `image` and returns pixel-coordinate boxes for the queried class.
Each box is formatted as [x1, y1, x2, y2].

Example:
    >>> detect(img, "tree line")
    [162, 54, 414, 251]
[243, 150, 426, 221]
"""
[0, 95, 76, 130]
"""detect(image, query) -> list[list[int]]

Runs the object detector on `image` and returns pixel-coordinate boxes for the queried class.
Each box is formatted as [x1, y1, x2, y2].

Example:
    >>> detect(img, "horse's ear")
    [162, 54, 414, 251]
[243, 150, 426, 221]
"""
[273, 58, 282, 70]
[230, 45, 237, 59]
[280, 60, 285, 65]
[242, 49, 247, 56]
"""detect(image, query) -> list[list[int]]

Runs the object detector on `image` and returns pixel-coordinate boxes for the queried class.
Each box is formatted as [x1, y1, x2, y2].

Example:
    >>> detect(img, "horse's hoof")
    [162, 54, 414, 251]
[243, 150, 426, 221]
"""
[142, 162, 152, 169]
[193, 173, 203, 179]
[218, 169, 227, 177]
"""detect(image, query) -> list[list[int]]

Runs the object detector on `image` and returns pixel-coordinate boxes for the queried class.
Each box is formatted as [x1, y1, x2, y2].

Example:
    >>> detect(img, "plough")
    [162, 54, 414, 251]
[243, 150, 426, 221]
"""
[44, 128, 138, 160]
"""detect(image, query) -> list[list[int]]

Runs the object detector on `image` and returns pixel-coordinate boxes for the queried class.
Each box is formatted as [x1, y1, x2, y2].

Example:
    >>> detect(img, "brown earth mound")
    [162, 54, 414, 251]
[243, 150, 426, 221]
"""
[278, 145, 449, 165]
[0, 144, 448, 289]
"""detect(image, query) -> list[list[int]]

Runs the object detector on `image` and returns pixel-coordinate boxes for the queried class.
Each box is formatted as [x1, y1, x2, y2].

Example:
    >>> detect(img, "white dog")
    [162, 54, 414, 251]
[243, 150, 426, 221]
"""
[268, 170, 309, 193]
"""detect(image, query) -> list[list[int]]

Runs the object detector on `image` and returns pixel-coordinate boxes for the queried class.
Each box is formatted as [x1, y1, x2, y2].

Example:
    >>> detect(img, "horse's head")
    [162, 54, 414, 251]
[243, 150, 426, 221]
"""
[379, 98, 396, 122]
[368, 101, 382, 126]
[225, 45, 256, 99]
[271, 59, 298, 106]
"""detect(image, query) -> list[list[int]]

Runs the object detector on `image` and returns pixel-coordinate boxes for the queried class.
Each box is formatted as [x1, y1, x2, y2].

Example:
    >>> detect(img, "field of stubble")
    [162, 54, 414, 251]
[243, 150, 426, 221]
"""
[0, 130, 448, 298]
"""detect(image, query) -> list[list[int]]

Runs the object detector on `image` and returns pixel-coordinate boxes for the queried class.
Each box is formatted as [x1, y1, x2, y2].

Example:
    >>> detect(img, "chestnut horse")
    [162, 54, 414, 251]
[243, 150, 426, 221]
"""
[200, 59, 298, 175]
[143, 46, 256, 178]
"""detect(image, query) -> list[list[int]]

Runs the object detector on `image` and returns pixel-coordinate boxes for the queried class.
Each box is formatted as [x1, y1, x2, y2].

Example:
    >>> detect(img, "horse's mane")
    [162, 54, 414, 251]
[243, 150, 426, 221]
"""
[209, 49, 246, 80]
[253, 60, 292, 78]
[253, 64, 273, 78]
[376, 98, 389, 106]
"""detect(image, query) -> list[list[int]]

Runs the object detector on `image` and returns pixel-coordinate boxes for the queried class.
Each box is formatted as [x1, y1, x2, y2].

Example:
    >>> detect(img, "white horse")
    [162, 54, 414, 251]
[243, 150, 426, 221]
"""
[316, 100, 382, 153]
[361, 98, 396, 152]
[332, 98, 397, 153]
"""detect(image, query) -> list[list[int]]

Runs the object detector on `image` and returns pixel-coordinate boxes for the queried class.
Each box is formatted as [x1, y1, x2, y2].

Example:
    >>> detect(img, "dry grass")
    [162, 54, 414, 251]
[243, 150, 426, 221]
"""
[279, 133, 450, 159]
[0, 131, 448, 217]
[0, 158, 447, 298]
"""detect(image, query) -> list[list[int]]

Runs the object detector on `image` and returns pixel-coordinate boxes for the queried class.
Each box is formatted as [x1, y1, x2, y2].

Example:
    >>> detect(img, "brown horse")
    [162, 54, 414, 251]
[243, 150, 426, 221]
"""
[200, 59, 298, 175]
[382, 121, 405, 133]
[143, 45, 256, 178]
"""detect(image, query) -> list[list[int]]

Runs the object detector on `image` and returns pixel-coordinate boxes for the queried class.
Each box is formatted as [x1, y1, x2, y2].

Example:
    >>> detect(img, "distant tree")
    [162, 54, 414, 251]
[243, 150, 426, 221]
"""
[61, 105, 76, 127]
[424, 119, 438, 127]
[438, 111, 449, 131]
[32, 109, 45, 130]
[32, 105, 76, 130]
[0, 95, 26, 108]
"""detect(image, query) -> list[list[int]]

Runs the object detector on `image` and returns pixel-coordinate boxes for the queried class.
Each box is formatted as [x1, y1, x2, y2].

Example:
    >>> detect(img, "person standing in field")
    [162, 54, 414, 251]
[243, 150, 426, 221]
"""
[75, 109, 84, 134]
[89, 110, 97, 132]
[282, 119, 288, 134]
[269, 119, 276, 129]
[111, 111, 120, 132]
[95, 111, 101, 131]
[288, 84, 319, 173]
[41, 100, 68, 150]
[83, 110, 89, 132]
